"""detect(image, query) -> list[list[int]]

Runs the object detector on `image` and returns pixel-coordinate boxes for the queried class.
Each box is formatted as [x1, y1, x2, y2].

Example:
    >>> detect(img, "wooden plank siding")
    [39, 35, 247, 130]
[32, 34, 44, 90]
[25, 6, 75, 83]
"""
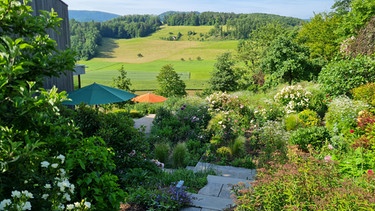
[30, 0, 74, 92]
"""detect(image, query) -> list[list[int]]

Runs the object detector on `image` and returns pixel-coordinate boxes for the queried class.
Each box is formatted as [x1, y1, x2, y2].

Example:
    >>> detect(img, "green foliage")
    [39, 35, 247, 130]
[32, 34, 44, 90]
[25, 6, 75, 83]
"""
[154, 142, 171, 164]
[337, 0, 375, 37]
[112, 65, 133, 91]
[206, 52, 239, 93]
[150, 101, 210, 144]
[234, 147, 375, 211]
[325, 96, 369, 138]
[171, 142, 189, 168]
[155, 64, 187, 97]
[249, 121, 289, 167]
[296, 13, 340, 62]
[351, 83, 375, 107]
[261, 34, 314, 86]
[289, 126, 330, 151]
[284, 113, 304, 131]
[298, 109, 320, 127]
[318, 55, 375, 96]
[230, 156, 256, 169]
[66, 137, 125, 211]
[230, 136, 246, 158]
[336, 147, 375, 178]
[70, 20, 101, 60]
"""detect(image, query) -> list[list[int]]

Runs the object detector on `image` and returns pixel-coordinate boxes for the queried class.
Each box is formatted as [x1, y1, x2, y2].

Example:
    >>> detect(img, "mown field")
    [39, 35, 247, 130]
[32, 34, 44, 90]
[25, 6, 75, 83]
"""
[75, 25, 238, 91]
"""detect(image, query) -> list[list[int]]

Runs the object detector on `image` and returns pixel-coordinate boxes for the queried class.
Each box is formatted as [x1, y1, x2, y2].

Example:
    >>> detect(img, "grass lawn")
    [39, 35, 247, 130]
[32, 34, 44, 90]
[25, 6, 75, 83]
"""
[76, 25, 238, 90]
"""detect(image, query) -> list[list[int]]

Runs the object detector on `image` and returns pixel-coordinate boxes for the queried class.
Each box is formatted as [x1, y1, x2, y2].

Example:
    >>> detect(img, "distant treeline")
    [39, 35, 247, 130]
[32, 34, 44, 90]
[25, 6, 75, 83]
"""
[163, 12, 303, 39]
[70, 12, 304, 60]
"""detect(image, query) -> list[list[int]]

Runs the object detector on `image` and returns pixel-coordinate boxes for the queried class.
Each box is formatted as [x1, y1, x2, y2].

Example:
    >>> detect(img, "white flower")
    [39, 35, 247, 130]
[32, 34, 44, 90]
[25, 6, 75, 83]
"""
[22, 201, 32, 210]
[41, 161, 50, 168]
[63, 193, 71, 201]
[66, 204, 74, 210]
[21, 190, 33, 199]
[0, 199, 12, 210]
[44, 184, 51, 189]
[74, 202, 81, 208]
[58, 204, 65, 210]
[84, 201, 91, 208]
[56, 154, 65, 163]
[69, 184, 75, 194]
[59, 168, 66, 177]
[41, 194, 49, 200]
[11, 190, 21, 198]
[51, 163, 58, 168]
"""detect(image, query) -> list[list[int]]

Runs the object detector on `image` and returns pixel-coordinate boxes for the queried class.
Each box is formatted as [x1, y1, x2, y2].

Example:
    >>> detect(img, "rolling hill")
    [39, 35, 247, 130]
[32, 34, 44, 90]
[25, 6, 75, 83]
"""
[76, 25, 238, 91]
[68, 10, 120, 22]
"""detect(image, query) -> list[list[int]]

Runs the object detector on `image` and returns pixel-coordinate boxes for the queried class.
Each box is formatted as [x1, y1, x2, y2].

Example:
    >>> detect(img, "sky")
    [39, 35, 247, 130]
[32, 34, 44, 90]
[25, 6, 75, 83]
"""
[62, 0, 336, 20]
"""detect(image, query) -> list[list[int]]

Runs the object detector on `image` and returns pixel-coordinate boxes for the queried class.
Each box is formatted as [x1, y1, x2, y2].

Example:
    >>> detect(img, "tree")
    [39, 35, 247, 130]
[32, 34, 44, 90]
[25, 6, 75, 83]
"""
[155, 64, 187, 97]
[113, 65, 133, 92]
[206, 52, 239, 93]
[296, 13, 341, 62]
[261, 35, 313, 86]
[0, 1, 124, 209]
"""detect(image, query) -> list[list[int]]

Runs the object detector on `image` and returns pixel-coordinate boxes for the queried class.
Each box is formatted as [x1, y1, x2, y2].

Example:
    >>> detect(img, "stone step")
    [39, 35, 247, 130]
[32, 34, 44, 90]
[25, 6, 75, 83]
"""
[192, 162, 256, 180]
[186, 193, 235, 210]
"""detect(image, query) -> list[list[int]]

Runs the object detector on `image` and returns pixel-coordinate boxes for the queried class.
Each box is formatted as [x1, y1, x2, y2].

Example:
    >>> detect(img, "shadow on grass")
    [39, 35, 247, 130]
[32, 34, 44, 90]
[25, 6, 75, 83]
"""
[96, 38, 119, 58]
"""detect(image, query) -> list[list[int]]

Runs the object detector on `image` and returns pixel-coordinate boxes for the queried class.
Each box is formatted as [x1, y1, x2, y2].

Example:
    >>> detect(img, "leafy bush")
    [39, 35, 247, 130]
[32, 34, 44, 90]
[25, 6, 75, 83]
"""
[284, 113, 304, 131]
[298, 109, 320, 127]
[351, 83, 375, 107]
[289, 126, 330, 152]
[230, 136, 246, 158]
[325, 96, 369, 137]
[231, 156, 256, 169]
[154, 142, 171, 164]
[66, 137, 125, 211]
[318, 55, 375, 96]
[249, 121, 289, 167]
[233, 146, 375, 211]
[171, 143, 189, 168]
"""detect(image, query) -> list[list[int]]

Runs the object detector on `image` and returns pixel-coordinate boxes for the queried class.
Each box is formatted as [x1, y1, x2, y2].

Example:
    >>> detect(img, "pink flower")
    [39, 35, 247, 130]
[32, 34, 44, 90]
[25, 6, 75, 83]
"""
[324, 155, 332, 162]
[328, 144, 334, 150]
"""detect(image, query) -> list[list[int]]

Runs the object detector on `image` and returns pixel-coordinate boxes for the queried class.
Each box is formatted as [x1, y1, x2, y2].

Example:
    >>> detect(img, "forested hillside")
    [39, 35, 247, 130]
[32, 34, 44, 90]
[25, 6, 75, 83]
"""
[69, 10, 120, 22]
[69, 11, 303, 60]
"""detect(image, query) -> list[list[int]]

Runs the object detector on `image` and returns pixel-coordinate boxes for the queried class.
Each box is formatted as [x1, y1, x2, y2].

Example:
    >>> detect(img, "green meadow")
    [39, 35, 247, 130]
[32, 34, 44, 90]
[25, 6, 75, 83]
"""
[76, 25, 238, 90]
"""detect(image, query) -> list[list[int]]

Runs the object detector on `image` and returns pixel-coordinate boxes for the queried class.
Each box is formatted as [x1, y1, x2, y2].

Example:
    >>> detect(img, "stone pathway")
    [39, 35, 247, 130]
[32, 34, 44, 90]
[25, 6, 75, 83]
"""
[133, 114, 155, 134]
[182, 162, 256, 211]
[133, 115, 257, 210]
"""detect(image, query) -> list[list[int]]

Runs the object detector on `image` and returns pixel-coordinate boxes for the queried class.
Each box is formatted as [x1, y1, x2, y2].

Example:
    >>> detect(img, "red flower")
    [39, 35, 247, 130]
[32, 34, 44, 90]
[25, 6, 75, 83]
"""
[367, 169, 374, 175]
[350, 129, 354, 134]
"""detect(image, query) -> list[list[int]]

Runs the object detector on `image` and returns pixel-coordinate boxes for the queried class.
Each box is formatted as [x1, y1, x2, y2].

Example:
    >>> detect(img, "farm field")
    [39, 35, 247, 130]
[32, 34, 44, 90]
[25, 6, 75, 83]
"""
[75, 25, 238, 90]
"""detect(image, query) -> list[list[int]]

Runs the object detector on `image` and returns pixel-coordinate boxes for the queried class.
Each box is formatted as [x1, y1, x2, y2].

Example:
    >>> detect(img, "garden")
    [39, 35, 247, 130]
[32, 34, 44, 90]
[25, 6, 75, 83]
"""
[2, 0, 375, 210]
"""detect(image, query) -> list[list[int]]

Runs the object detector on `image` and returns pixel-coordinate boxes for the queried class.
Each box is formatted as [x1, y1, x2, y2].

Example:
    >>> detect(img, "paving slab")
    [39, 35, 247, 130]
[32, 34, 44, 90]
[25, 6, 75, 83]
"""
[133, 114, 155, 134]
[189, 193, 234, 210]
[193, 162, 256, 180]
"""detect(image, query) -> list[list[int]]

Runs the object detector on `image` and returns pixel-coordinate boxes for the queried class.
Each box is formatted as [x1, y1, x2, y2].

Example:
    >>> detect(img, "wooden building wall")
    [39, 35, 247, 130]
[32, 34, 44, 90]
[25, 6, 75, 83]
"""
[30, 0, 74, 92]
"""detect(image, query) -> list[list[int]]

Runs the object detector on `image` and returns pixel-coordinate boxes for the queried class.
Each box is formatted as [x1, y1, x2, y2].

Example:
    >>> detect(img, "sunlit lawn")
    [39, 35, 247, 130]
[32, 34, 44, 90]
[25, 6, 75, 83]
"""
[76, 25, 238, 90]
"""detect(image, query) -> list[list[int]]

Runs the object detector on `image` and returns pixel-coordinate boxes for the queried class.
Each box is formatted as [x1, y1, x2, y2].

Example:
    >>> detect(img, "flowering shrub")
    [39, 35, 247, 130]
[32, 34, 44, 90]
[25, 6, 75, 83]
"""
[325, 96, 369, 138]
[0, 155, 91, 211]
[233, 146, 375, 210]
[274, 85, 312, 114]
[205, 91, 240, 113]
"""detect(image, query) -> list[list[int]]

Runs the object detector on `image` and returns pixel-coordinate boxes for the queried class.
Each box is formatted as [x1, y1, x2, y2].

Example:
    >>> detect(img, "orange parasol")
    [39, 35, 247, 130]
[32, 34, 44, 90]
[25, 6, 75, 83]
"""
[132, 93, 167, 103]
